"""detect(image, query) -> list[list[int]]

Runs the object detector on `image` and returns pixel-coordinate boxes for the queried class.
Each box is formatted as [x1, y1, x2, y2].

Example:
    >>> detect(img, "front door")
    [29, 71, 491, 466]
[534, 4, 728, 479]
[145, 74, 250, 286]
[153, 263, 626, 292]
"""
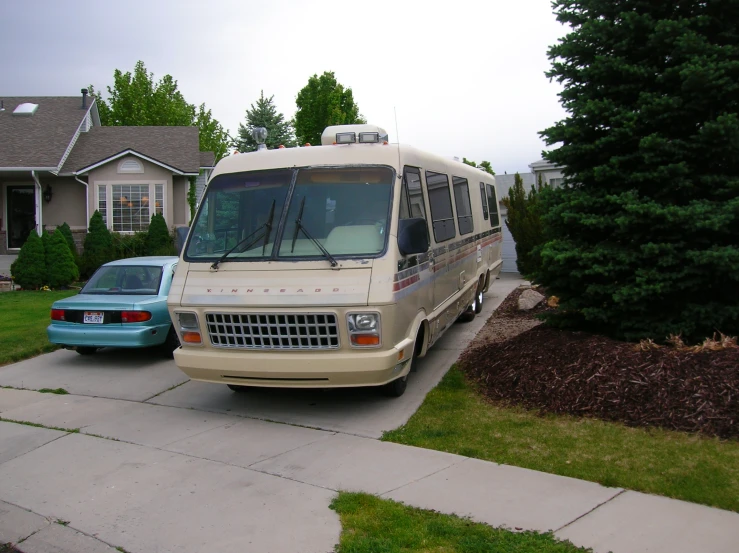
[6, 185, 36, 249]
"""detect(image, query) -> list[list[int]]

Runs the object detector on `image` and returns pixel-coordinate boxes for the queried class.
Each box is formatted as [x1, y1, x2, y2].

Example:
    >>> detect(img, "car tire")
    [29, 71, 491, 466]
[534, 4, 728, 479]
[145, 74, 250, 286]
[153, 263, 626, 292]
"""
[76, 347, 98, 355]
[227, 384, 251, 393]
[162, 326, 180, 358]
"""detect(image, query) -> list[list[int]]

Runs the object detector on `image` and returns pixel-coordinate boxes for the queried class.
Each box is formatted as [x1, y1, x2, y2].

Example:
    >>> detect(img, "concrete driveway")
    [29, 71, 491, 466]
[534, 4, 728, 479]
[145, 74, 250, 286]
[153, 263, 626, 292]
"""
[0, 274, 525, 437]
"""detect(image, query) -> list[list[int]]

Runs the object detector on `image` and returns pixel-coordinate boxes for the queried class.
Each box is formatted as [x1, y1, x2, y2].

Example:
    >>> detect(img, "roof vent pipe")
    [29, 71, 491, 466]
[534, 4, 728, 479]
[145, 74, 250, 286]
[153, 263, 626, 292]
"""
[81, 88, 88, 109]
[0, 100, 4, 112]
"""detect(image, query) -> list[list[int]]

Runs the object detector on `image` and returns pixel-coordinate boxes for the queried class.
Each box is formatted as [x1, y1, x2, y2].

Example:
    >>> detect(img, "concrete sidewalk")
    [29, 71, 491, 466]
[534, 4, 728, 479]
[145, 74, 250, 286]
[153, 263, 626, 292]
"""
[1, 388, 737, 553]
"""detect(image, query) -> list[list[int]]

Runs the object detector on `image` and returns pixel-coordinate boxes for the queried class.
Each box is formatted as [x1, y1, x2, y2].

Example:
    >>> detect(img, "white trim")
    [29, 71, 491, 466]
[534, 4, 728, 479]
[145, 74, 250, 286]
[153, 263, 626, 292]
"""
[76, 150, 194, 176]
[94, 179, 168, 232]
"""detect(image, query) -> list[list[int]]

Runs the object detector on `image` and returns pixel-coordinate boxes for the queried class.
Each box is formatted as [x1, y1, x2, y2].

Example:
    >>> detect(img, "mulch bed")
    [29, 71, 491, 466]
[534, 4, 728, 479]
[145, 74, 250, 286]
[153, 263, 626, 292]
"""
[461, 288, 739, 440]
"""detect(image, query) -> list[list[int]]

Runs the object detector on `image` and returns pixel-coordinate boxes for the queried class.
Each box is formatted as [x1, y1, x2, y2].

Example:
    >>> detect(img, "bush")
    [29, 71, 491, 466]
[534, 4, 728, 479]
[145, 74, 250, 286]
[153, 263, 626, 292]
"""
[10, 232, 46, 289]
[57, 222, 80, 269]
[146, 213, 175, 255]
[80, 211, 114, 279]
[112, 231, 148, 259]
[501, 174, 548, 277]
[46, 230, 79, 288]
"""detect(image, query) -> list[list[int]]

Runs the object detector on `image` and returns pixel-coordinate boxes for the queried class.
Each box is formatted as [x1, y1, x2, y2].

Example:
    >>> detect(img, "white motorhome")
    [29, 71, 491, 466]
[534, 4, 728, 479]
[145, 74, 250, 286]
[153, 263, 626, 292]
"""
[168, 124, 502, 397]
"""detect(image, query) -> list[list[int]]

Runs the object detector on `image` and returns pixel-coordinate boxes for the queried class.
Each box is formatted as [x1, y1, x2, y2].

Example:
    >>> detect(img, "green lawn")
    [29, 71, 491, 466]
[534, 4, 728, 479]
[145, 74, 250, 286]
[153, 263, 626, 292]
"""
[384, 367, 739, 513]
[331, 492, 589, 553]
[0, 290, 77, 366]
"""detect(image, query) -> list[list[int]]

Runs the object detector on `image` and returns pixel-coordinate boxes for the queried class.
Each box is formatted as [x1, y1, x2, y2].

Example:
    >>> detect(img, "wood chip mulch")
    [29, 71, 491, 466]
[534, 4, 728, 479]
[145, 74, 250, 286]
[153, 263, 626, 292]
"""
[460, 288, 739, 440]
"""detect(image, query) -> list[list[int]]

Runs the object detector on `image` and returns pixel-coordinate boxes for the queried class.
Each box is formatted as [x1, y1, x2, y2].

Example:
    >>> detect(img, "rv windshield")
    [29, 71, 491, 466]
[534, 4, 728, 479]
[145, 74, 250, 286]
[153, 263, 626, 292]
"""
[185, 166, 393, 262]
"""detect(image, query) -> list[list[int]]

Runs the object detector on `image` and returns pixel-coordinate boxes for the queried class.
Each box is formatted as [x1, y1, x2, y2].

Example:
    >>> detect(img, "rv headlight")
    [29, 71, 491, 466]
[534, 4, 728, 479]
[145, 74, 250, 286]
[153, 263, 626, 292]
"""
[348, 313, 379, 332]
[347, 313, 381, 348]
[178, 312, 199, 329]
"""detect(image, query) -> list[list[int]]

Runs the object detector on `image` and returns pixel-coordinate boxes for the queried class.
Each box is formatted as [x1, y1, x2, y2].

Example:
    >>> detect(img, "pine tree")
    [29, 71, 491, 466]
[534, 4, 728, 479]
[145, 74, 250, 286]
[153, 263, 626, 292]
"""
[146, 213, 175, 255]
[537, 0, 739, 342]
[81, 211, 114, 279]
[46, 230, 79, 288]
[502, 174, 548, 277]
[235, 91, 296, 151]
[10, 232, 46, 289]
[57, 222, 81, 273]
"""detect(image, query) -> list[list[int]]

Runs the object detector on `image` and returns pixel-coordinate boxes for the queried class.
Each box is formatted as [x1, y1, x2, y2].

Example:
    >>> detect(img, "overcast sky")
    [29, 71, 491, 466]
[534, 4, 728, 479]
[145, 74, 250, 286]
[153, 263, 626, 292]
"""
[0, 0, 568, 174]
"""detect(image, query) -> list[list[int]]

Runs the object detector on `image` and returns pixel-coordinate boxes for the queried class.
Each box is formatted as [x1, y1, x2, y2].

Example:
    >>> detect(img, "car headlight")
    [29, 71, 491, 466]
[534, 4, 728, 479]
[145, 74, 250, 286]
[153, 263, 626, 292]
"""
[347, 313, 381, 348]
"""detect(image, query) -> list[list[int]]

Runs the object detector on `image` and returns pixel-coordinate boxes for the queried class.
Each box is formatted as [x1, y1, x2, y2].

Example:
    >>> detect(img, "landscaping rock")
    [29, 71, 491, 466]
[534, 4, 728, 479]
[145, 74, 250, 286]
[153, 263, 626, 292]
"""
[518, 289, 545, 311]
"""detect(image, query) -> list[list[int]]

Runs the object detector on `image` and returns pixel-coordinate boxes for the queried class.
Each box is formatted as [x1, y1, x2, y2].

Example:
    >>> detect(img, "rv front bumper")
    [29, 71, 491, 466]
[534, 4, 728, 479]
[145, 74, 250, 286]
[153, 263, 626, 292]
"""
[173, 340, 414, 388]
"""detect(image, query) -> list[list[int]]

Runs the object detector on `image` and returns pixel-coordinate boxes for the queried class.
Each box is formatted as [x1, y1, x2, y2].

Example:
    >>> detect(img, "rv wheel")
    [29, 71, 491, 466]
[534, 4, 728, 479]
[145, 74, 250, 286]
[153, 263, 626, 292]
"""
[382, 374, 408, 397]
[227, 384, 251, 393]
[474, 289, 484, 314]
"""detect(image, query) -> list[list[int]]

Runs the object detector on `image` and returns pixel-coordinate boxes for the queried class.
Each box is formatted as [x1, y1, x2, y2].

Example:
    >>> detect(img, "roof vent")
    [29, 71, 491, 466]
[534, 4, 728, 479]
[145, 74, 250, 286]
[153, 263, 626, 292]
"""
[13, 103, 39, 117]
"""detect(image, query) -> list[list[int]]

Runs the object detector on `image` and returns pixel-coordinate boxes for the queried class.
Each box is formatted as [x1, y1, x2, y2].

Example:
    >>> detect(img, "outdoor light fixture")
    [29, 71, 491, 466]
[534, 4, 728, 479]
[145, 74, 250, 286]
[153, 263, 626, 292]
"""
[252, 127, 268, 151]
[335, 132, 356, 144]
[43, 185, 53, 203]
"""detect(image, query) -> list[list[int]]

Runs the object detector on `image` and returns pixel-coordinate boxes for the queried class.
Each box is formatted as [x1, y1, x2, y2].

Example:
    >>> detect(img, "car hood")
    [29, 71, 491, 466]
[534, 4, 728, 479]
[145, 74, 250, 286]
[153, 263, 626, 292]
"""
[52, 294, 161, 311]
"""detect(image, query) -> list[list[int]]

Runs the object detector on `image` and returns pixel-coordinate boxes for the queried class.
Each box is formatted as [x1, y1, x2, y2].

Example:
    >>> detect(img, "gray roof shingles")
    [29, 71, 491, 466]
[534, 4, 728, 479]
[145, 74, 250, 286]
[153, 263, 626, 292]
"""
[0, 97, 90, 168]
[199, 151, 216, 168]
[60, 126, 202, 174]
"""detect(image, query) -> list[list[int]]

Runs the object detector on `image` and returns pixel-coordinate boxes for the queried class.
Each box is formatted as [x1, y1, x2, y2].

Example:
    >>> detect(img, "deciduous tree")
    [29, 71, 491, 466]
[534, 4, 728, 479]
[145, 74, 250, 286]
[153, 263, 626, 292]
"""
[294, 72, 365, 146]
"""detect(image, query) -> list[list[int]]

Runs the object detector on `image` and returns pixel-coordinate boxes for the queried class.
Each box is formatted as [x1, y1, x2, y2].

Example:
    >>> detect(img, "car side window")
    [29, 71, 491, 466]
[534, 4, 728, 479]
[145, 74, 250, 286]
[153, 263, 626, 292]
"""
[400, 167, 428, 221]
[452, 176, 474, 235]
[425, 171, 456, 243]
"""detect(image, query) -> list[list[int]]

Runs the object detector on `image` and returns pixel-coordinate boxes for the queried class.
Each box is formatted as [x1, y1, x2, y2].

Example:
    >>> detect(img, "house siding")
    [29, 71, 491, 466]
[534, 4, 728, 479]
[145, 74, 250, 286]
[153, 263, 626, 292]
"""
[40, 177, 86, 231]
[173, 176, 188, 227]
[87, 156, 174, 229]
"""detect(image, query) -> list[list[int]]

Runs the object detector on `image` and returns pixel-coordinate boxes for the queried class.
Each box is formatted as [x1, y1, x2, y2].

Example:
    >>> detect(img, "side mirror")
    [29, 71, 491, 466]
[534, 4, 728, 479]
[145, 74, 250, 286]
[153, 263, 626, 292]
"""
[397, 218, 429, 256]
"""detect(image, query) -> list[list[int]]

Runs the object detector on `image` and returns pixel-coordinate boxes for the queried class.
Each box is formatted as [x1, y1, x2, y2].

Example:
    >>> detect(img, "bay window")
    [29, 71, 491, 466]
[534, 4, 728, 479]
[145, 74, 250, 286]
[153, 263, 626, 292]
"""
[96, 182, 165, 232]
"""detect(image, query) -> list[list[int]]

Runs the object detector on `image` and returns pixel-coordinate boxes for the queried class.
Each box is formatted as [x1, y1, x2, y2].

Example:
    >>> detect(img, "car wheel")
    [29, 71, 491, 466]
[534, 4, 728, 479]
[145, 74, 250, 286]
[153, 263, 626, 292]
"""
[227, 384, 251, 393]
[76, 347, 98, 355]
[162, 326, 180, 358]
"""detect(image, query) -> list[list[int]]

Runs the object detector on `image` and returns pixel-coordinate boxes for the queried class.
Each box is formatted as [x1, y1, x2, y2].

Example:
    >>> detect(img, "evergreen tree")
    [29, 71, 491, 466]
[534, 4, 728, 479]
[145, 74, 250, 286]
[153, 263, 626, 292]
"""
[235, 91, 296, 151]
[46, 230, 79, 288]
[146, 213, 175, 255]
[81, 211, 114, 279]
[502, 174, 548, 277]
[294, 72, 365, 146]
[537, 0, 739, 342]
[57, 223, 78, 257]
[10, 232, 46, 289]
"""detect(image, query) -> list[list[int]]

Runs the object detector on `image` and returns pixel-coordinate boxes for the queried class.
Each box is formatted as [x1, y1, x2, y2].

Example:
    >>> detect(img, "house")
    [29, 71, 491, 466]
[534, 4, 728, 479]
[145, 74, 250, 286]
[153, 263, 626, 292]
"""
[0, 92, 215, 254]
[528, 158, 564, 187]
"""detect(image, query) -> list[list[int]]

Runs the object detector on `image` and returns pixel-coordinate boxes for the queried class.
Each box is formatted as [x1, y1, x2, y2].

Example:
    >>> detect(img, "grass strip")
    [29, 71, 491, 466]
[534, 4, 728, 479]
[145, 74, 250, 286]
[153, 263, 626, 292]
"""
[331, 492, 589, 552]
[383, 367, 739, 512]
[0, 290, 77, 366]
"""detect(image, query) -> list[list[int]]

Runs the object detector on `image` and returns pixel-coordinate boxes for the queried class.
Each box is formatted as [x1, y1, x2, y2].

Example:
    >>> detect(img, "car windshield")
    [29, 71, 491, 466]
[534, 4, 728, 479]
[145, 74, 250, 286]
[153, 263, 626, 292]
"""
[81, 265, 164, 295]
[185, 166, 393, 262]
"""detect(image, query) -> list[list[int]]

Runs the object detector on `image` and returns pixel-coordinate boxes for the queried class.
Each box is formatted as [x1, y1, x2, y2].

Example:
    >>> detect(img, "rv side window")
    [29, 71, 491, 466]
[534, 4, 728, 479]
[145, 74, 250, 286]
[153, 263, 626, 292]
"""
[452, 177, 474, 235]
[425, 171, 456, 243]
[401, 167, 427, 220]
[479, 182, 489, 220]
[486, 184, 500, 228]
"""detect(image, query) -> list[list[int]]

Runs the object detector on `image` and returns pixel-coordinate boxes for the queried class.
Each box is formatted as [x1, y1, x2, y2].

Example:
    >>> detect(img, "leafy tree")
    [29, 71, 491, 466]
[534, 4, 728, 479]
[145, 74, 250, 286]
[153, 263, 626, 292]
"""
[46, 230, 79, 288]
[89, 60, 230, 161]
[187, 176, 197, 221]
[462, 158, 495, 175]
[81, 211, 114, 279]
[10, 232, 46, 289]
[502, 174, 548, 277]
[294, 71, 366, 146]
[536, 0, 739, 342]
[146, 213, 175, 255]
[235, 91, 296, 151]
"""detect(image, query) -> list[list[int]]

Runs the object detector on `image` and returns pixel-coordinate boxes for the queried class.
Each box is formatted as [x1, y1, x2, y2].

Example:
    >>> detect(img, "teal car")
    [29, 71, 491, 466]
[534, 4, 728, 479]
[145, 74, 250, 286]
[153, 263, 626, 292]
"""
[47, 256, 180, 356]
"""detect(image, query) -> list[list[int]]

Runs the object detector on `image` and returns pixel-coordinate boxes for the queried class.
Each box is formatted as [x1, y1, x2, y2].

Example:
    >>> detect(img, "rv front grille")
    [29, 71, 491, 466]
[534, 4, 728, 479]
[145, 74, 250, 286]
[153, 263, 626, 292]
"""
[205, 312, 340, 350]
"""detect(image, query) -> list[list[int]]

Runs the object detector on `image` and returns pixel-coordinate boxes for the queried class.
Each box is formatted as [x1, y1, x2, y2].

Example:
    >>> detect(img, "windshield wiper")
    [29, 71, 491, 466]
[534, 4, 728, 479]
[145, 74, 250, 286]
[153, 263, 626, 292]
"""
[211, 200, 276, 270]
[262, 200, 276, 255]
[289, 197, 338, 268]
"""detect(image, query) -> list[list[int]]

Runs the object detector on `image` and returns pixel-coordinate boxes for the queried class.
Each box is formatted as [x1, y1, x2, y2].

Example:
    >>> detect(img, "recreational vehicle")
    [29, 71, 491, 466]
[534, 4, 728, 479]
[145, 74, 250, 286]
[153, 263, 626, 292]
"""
[167, 124, 502, 397]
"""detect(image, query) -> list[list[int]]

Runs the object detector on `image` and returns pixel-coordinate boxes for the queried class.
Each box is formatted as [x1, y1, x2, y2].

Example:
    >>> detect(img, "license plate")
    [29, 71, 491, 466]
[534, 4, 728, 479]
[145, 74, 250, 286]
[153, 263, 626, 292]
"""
[83, 312, 104, 324]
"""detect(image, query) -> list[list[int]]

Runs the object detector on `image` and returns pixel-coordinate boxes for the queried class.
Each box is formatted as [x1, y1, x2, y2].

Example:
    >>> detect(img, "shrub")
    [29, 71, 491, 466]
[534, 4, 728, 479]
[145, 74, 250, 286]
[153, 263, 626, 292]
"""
[501, 173, 548, 277]
[57, 222, 80, 269]
[10, 232, 46, 289]
[146, 213, 175, 255]
[46, 230, 79, 288]
[112, 231, 148, 259]
[80, 211, 114, 279]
